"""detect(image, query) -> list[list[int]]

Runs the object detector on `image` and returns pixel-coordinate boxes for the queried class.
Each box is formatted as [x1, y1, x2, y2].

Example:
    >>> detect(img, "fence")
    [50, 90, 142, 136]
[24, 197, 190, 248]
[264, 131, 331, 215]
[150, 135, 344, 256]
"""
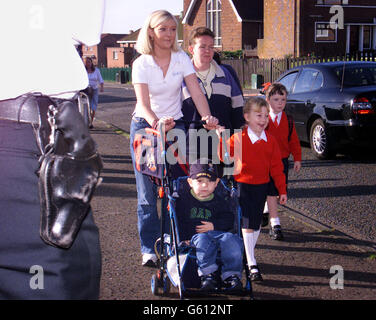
[99, 67, 131, 83]
[222, 51, 376, 88]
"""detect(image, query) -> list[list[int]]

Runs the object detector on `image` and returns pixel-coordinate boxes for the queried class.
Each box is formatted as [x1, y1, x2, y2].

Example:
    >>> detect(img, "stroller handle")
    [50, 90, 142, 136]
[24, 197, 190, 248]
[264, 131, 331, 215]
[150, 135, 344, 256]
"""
[174, 119, 206, 126]
[144, 119, 206, 136]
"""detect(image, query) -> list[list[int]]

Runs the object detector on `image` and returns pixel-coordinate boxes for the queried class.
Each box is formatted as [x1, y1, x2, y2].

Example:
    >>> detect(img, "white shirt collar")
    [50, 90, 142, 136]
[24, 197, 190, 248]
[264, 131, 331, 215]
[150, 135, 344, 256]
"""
[269, 110, 282, 124]
[247, 127, 267, 144]
[146, 51, 178, 68]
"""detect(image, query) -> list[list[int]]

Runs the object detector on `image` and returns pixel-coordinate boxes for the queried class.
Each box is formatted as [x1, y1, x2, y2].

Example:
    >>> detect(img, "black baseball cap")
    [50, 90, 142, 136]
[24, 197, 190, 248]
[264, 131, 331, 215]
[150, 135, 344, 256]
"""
[189, 158, 218, 181]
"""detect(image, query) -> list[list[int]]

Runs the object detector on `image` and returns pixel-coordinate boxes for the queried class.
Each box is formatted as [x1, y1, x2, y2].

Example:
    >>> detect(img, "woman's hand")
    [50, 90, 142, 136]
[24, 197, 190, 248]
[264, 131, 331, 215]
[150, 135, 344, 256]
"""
[158, 116, 175, 132]
[201, 115, 218, 130]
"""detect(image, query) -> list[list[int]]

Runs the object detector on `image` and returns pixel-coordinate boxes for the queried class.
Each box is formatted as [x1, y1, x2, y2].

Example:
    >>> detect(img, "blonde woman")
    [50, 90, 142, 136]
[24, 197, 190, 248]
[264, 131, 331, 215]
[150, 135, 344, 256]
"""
[130, 10, 218, 266]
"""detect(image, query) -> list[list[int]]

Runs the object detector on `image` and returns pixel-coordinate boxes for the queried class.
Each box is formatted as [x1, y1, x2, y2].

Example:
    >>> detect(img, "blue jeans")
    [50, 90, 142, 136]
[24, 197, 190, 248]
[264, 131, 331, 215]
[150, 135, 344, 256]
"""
[191, 231, 244, 281]
[130, 117, 186, 254]
[90, 88, 99, 111]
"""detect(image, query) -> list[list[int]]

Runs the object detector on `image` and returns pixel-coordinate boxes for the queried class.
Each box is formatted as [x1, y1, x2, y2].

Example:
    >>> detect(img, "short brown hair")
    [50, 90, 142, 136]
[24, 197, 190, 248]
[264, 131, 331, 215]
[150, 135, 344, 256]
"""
[188, 27, 215, 46]
[266, 82, 288, 99]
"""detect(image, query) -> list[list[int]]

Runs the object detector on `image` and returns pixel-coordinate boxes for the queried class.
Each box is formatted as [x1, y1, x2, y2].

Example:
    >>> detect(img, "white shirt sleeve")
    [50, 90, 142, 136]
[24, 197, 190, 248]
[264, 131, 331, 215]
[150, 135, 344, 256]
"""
[180, 51, 196, 77]
[96, 68, 104, 84]
[132, 56, 148, 84]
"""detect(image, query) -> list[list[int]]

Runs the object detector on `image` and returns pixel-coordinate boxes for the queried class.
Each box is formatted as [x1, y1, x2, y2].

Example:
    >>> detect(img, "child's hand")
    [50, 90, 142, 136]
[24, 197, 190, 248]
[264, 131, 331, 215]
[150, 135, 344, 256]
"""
[279, 194, 287, 205]
[294, 161, 301, 172]
[215, 125, 225, 138]
[195, 221, 214, 233]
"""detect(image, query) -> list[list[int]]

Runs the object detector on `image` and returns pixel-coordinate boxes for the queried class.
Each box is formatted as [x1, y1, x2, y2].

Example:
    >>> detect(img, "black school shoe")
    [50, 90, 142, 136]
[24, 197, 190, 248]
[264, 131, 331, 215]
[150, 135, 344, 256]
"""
[200, 273, 219, 291]
[249, 265, 263, 282]
[269, 225, 284, 241]
[223, 274, 243, 291]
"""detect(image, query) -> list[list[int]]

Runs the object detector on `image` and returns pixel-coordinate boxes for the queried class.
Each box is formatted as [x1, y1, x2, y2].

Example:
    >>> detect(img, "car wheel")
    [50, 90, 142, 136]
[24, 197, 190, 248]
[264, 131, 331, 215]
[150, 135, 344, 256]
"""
[309, 119, 334, 159]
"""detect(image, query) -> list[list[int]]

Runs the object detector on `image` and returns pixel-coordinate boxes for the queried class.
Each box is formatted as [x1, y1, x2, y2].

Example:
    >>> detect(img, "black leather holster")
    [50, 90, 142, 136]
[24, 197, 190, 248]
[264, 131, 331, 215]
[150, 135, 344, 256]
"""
[38, 98, 103, 249]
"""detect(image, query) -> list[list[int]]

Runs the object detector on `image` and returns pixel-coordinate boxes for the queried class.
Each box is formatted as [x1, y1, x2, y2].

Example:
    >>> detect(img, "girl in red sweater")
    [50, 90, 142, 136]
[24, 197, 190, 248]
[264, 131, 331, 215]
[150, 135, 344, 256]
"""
[264, 83, 301, 241]
[217, 97, 287, 281]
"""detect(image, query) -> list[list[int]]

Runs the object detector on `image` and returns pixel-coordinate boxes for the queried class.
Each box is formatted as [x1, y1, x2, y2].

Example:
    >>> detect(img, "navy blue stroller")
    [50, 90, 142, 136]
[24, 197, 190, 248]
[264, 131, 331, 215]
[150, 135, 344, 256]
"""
[132, 121, 254, 299]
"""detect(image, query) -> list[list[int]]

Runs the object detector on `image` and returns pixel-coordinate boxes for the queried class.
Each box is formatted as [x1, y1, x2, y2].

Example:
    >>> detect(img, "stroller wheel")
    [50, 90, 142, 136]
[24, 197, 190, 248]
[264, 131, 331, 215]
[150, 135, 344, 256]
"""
[151, 274, 160, 295]
[163, 275, 170, 294]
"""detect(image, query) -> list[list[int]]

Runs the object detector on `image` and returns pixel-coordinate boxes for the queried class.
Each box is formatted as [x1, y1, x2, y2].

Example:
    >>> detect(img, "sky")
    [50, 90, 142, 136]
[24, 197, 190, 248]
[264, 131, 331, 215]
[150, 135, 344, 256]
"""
[102, 0, 184, 34]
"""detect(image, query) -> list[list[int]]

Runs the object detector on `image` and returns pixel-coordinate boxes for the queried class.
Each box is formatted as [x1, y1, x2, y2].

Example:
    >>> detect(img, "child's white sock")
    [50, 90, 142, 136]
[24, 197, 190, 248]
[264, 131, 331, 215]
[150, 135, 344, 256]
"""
[243, 229, 261, 272]
[253, 228, 260, 244]
[263, 202, 269, 213]
[242, 231, 256, 267]
[270, 217, 281, 227]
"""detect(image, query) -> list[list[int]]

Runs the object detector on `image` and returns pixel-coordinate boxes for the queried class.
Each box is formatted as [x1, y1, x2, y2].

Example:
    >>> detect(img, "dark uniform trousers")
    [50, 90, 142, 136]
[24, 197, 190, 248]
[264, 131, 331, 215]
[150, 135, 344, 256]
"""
[0, 97, 101, 299]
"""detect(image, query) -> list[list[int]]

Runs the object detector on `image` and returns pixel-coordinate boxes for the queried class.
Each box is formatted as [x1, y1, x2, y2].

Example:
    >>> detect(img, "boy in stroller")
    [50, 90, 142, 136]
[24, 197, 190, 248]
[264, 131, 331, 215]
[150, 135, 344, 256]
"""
[174, 158, 244, 292]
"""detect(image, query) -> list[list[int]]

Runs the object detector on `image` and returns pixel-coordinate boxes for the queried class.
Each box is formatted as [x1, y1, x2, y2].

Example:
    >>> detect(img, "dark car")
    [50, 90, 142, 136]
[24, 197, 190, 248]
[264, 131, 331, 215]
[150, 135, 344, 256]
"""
[276, 61, 376, 159]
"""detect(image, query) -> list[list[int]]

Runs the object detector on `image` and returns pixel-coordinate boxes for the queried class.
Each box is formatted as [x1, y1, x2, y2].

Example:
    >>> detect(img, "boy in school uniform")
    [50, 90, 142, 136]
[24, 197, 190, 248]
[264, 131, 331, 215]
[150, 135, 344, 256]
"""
[217, 97, 287, 281]
[264, 83, 302, 240]
[174, 158, 244, 291]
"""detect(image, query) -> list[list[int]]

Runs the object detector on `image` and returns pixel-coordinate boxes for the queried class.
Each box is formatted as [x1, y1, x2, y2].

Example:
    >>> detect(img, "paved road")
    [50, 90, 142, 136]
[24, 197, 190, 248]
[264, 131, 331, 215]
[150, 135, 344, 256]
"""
[96, 83, 376, 244]
[90, 83, 376, 301]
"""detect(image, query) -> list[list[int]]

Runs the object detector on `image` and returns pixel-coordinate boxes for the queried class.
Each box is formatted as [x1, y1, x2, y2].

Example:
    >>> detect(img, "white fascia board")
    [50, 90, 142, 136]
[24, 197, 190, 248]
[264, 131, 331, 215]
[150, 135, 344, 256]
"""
[228, 0, 242, 22]
[182, 0, 198, 24]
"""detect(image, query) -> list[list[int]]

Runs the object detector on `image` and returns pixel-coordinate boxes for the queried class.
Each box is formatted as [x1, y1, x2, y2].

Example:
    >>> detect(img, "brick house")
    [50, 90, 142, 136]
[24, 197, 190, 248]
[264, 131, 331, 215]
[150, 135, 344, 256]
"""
[107, 30, 139, 68]
[258, 0, 376, 59]
[82, 33, 127, 67]
[182, 0, 263, 53]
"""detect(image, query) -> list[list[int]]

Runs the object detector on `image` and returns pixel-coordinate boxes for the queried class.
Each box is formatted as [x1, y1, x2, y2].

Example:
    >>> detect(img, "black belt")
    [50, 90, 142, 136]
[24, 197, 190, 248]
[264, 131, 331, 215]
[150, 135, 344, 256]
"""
[0, 95, 47, 125]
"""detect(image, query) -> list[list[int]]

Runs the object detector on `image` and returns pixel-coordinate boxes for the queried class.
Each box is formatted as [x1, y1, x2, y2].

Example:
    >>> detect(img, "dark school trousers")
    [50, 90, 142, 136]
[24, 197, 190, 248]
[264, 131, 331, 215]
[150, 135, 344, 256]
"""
[238, 182, 269, 230]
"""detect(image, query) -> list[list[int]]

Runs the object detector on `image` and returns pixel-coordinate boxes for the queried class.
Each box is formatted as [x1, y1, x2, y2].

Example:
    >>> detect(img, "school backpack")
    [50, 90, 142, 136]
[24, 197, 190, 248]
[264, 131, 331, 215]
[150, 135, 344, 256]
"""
[286, 113, 294, 142]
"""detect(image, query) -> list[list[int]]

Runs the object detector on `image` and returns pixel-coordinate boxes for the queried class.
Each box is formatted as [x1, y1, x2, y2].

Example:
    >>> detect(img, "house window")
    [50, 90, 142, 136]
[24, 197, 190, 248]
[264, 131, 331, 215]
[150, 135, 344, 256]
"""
[315, 22, 337, 42]
[316, 0, 348, 4]
[207, 0, 221, 46]
[113, 51, 118, 60]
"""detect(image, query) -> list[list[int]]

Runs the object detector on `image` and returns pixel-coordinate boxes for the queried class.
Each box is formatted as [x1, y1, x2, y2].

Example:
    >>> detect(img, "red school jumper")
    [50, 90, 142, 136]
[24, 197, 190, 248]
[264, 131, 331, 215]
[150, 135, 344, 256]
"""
[221, 127, 287, 196]
[266, 112, 302, 162]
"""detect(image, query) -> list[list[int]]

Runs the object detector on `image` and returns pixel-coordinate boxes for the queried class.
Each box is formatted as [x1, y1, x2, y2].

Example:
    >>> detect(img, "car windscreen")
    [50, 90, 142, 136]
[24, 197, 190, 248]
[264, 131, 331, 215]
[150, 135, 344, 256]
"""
[334, 66, 376, 87]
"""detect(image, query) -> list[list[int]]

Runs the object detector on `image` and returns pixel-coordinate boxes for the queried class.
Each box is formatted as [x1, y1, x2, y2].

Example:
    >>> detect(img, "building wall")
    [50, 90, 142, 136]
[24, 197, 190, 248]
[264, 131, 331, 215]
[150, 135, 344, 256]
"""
[107, 46, 137, 68]
[300, 1, 376, 57]
[107, 47, 125, 68]
[82, 45, 99, 64]
[183, 0, 242, 51]
[220, 0, 242, 51]
[183, 0, 206, 50]
[183, 0, 265, 52]
[258, 0, 296, 59]
[258, 0, 376, 59]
